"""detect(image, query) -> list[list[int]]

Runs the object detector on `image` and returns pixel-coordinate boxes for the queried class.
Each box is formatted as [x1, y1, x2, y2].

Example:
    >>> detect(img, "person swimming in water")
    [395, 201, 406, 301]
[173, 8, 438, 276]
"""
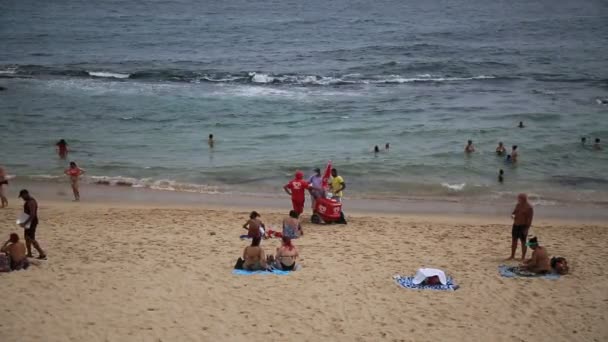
[374, 145, 380, 154]
[581, 137, 587, 145]
[465, 140, 475, 153]
[496, 142, 506, 155]
[511, 145, 519, 162]
[498, 169, 504, 183]
[56, 139, 68, 159]
[64, 161, 86, 201]
[518, 121, 525, 128]
[385, 143, 390, 150]
[208, 134, 214, 148]
[593, 138, 602, 150]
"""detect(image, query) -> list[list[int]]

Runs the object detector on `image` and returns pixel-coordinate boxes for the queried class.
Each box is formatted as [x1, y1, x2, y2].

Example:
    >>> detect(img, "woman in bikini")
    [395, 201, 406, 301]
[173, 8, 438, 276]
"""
[65, 161, 86, 201]
[275, 236, 299, 271]
[0, 167, 8, 208]
[242, 236, 267, 271]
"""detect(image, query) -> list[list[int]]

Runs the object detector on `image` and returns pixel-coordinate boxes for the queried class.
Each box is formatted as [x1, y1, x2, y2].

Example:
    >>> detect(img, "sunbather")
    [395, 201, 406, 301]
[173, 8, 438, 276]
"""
[520, 237, 551, 274]
[1, 233, 29, 270]
[275, 236, 299, 271]
[242, 237, 267, 271]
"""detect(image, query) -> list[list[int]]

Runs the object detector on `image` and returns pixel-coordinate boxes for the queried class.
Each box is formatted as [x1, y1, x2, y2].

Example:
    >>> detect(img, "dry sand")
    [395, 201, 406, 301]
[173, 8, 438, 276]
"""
[1, 201, 607, 342]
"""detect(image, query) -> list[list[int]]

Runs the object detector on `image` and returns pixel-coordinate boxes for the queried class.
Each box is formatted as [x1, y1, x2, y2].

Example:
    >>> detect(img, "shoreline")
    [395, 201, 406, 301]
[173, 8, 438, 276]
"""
[4, 179, 608, 224]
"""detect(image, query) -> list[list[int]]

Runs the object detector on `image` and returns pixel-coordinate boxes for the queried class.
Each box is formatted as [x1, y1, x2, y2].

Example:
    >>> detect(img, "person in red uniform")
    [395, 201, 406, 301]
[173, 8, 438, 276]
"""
[283, 171, 310, 215]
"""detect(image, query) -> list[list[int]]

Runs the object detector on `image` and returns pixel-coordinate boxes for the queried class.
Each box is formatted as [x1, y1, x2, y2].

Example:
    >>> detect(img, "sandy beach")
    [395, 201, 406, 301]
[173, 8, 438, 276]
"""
[1, 196, 607, 342]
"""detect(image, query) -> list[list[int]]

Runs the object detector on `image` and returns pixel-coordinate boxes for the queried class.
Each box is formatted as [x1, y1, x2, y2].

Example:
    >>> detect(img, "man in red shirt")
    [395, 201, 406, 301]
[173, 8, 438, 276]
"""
[283, 171, 310, 215]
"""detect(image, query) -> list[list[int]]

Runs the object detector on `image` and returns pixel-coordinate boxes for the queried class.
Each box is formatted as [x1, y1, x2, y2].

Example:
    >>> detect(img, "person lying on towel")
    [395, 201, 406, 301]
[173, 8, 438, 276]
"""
[520, 237, 551, 274]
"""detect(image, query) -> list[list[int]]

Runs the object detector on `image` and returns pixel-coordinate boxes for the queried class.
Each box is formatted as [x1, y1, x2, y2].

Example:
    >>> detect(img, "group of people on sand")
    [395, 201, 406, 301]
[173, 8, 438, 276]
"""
[508, 193, 568, 275]
[237, 211, 301, 271]
[283, 167, 346, 214]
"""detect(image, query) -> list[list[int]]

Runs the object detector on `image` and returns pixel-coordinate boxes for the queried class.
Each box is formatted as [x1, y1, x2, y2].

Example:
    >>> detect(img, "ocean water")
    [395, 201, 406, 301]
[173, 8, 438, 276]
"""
[1, 0, 607, 204]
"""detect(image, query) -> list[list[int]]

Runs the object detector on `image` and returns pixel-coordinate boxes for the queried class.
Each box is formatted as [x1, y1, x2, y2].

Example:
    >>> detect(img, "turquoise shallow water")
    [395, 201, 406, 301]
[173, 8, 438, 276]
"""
[1, 0, 607, 204]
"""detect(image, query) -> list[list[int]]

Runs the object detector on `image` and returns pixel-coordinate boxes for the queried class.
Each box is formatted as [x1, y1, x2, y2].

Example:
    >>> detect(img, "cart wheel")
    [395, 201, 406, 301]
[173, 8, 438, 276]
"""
[311, 213, 322, 224]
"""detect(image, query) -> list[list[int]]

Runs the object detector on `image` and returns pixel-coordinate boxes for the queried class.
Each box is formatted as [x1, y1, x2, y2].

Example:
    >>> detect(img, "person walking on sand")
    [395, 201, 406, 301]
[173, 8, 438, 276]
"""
[329, 168, 346, 202]
[0, 166, 8, 208]
[65, 161, 86, 201]
[56, 139, 68, 159]
[465, 140, 475, 153]
[243, 211, 265, 239]
[508, 193, 533, 260]
[496, 142, 506, 155]
[284, 171, 310, 215]
[18, 190, 46, 260]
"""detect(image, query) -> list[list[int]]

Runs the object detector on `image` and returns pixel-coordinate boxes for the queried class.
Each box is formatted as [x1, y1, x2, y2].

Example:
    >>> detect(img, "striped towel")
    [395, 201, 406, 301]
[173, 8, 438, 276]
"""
[498, 265, 560, 280]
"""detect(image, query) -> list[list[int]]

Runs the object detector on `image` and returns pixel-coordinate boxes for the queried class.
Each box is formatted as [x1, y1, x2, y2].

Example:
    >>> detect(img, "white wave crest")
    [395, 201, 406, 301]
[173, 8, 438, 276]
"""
[87, 71, 131, 79]
[249, 72, 275, 83]
[441, 182, 466, 191]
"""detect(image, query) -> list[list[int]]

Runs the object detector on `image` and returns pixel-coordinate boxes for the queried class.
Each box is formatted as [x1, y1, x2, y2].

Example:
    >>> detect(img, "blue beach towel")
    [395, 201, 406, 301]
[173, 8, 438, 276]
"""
[498, 265, 560, 280]
[232, 269, 292, 276]
[393, 275, 459, 291]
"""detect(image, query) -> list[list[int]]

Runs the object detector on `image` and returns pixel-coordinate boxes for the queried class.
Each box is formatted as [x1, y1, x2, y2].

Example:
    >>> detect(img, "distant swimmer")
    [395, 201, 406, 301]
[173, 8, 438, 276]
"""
[374, 145, 380, 154]
[505, 155, 512, 164]
[496, 142, 506, 155]
[465, 140, 475, 153]
[511, 145, 519, 163]
[593, 138, 602, 150]
[65, 161, 86, 201]
[581, 137, 587, 145]
[518, 121, 525, 128]
[385, 143, 390, 150]
[56, 139, 68, 159]
[0, 166, 7, 208]
[498, 169, 504, 183]
[208, 134, 214, 148]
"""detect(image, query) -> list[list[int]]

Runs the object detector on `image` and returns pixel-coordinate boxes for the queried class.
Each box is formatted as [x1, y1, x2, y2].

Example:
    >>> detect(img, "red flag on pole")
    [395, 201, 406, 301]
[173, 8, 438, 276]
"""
[321, 160, 332, 189]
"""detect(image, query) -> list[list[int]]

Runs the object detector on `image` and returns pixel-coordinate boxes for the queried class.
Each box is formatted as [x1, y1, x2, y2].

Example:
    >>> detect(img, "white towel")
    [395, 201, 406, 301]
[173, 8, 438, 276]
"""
[16, 213, 31, 229]
[412, 268, 447, 285]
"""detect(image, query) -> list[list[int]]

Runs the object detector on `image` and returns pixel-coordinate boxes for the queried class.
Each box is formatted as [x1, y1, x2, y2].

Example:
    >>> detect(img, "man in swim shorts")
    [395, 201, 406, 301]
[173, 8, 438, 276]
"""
[509, 193, 533, 260]
[18, 189, 46, 259]
[308, 168, 324, 208]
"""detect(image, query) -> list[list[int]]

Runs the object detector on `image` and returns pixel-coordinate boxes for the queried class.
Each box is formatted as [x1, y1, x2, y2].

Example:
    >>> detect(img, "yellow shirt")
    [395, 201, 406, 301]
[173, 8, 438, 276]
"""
[330, 176, 345, 197]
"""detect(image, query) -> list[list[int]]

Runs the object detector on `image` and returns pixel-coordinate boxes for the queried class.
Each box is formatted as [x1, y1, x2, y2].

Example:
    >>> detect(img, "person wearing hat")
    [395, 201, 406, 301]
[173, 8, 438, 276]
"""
[308, 168, 324, 209]
[520, 237, 551, 274]
[18, 190, 46, 259]
[509, 193, 533, 260]
[283, 171, 310, 215]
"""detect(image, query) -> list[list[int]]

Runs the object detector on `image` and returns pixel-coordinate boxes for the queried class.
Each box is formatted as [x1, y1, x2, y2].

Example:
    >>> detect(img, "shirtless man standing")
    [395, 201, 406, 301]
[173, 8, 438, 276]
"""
[18, 189, 46, 259]
[520, 237, 551, 274]
[509, 193, 533, 260]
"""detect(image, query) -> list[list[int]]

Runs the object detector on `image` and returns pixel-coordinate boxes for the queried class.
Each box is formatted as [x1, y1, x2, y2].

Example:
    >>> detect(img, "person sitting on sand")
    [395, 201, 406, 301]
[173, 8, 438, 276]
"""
[243, 211, 265, 239]
[465, 140, 475, 153]
[282, 210, 303, 239]
[242, 236, 267, 271]
[496, 142, 506, 155]
[551, 257, 569, 275]
[65, 161, 86, 201]
[275, 236, 299, 271]
[509, 193, 533, 260]
[520, 237, 551, 274]
[1, 233, 29, 270]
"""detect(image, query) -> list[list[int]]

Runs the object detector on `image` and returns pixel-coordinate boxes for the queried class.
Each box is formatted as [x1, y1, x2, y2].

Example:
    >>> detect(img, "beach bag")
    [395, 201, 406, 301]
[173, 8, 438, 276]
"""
[0, 254, 10, 272]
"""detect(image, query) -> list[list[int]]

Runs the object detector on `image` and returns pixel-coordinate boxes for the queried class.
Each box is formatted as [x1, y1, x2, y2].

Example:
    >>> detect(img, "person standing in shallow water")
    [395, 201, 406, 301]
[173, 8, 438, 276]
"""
[208, 134, 214, 148]
[593, 138, 602, 150]
[56, 139, 68, 159]
[518, 121, 525, 128]
[465, 140, 475, 153]
[65, 161, 86, 201]
[496, 142, 506, 155]
[509, 193, 533, 260]
[498, 169, 504, 183]
[511, 145, 519, 163]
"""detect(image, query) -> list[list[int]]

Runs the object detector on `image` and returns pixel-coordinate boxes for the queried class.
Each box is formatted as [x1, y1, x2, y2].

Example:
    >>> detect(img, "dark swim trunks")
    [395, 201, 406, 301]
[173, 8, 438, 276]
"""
[512, 224, 528, 240]
[24, 218, 38, 239]
[280, 262, 295, 271]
